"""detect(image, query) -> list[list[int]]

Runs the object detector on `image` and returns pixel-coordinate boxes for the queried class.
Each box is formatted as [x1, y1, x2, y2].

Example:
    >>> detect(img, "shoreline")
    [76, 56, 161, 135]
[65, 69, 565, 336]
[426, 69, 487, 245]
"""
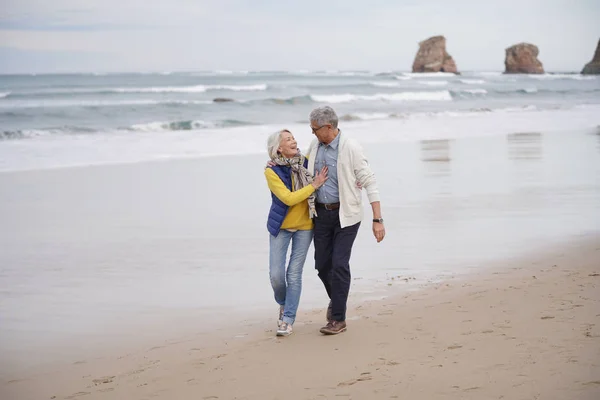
[1, 108, 598, 174]
[2, 233, 599, 400]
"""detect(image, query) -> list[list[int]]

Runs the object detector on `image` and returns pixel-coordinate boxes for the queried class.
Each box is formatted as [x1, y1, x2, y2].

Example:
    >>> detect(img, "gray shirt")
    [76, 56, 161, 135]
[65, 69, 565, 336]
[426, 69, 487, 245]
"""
[314, 131, 340, 203]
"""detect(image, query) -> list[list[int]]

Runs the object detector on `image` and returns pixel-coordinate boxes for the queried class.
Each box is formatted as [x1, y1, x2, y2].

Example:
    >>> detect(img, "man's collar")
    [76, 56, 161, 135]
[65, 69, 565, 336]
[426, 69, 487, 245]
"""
[320, 130, 341, 148]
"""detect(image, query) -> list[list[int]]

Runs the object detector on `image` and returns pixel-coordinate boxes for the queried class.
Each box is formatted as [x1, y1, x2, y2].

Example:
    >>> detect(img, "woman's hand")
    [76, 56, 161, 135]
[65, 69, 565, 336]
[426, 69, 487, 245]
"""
[312, 166, 329, 189]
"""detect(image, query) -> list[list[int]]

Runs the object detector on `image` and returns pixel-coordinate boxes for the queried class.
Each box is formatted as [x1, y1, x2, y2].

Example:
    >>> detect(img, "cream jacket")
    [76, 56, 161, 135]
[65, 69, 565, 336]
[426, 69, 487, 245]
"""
[306, 133, 380, 228]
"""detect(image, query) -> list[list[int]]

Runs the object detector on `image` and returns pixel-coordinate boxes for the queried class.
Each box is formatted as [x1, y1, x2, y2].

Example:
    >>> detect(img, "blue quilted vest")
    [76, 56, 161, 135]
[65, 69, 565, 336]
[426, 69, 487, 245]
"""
[266, 160, 308, 237]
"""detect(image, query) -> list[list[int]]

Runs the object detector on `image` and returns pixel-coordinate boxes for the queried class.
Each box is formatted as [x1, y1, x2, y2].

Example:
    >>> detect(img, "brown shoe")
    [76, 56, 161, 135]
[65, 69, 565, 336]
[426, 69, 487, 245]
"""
[326, 301, 333, 323]
[320, 320, 347, 335]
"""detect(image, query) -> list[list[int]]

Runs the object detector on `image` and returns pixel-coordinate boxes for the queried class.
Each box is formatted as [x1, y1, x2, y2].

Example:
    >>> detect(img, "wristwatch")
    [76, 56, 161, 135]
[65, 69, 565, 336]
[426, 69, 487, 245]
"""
[373, 218, 384, 223]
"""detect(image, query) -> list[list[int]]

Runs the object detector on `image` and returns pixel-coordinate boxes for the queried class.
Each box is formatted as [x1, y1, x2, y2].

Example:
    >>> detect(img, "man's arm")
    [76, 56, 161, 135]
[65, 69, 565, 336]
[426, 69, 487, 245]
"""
[351, 141, 385, 243]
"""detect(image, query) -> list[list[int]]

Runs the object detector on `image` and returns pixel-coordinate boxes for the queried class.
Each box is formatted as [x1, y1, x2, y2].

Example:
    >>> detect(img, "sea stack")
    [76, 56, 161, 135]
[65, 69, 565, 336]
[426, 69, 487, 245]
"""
[581, 39, 600, 75]
[412, 36, 458, 74]
[504, 43, 544, 74]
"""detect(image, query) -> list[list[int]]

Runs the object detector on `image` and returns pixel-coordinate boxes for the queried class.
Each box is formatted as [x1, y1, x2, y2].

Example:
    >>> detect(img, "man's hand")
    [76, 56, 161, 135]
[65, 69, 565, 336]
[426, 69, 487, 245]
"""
[373, 222, 385, 243]
[370, 201, 384, 242]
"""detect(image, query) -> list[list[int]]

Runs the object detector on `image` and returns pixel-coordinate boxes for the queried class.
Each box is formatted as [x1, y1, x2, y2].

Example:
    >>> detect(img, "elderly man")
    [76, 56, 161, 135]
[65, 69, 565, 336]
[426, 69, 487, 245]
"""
[307, 106, 385, 335]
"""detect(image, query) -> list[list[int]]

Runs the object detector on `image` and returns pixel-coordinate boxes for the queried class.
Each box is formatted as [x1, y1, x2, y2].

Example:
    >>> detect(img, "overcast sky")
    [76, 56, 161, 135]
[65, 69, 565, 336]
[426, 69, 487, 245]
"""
[1, 0, 599, 73]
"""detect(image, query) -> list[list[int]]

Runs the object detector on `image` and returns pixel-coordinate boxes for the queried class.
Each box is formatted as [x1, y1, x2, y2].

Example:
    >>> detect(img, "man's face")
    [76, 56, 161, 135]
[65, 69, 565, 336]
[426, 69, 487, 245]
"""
[310, 122, 332, 143]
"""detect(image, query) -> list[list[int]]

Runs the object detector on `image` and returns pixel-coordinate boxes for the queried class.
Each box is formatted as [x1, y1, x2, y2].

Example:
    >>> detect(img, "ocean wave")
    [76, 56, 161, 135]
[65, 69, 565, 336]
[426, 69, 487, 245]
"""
[402, 72, 456, 78]
[476, 72, 503, 76]
[1, 126, 97, 140]
[0, 92, 10, 98]
[311, 91, 452, 103]
[127, 119, 254, 131]
[0, 99, 214, 109]
[340, 112, 397, 121]
[205, 84, 267, 91]
[453, 88, 488, 95]
[519, 88, 538, 94]
[418, 81, 449, 86]
[114, 85, 208, 93]
[115, 84, 268, 93]
[459, 79, 486, 84]
[1, 119, 255, 140]
[529, 74, 596, 80]
[6, 84, 268, 97]
[371, 82, 404, 88]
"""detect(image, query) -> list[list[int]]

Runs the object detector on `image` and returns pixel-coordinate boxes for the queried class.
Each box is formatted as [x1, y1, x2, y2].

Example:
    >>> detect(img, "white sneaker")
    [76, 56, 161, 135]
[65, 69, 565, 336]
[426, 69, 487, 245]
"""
[278, 305, 284, 328]
[277, 322, 293, 337]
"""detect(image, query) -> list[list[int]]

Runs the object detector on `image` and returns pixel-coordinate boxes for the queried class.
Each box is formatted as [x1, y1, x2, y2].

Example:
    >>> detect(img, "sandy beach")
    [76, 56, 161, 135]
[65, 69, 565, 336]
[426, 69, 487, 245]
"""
[1, 234, 598, 400]
[1, 126, 600, 399]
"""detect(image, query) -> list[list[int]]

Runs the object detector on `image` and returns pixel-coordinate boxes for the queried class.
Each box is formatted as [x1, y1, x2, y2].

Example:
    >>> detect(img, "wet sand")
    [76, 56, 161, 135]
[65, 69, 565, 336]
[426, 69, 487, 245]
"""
[2, 235, 599, 400]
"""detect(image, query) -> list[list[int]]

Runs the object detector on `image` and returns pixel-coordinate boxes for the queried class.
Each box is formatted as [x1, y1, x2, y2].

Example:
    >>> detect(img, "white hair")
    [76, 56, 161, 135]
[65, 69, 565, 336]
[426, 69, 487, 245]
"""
[266, 129, 290, 160]
[309, 106, 338, 128]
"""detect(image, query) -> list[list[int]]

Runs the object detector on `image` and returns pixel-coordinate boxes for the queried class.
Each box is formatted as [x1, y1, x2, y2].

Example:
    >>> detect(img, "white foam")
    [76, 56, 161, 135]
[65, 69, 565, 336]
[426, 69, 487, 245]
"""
[311, 91, 452, 103]
[460, 79, 485, 84]
[477, 72, 502, 76]
[523, 88, 538, 93]
[0, 99, 213, 109]
[394, 75, 412, 81]
[129, 120, 214, 131]
[352, 112, 393, 120]
[206, 84, 267, 91]
[529, 74, 596, 80]
[114, 86, 207, 93]
[460, 89, 488, 95]
[371, 82, 403, 88]
[418, 81, 449, 86]
[0, 92, 10, 98]
[403, 72, 456, 78]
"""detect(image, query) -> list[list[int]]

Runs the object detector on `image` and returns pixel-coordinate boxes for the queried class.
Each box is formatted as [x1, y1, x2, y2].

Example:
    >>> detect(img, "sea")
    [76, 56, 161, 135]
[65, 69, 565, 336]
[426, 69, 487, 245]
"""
[0, 70, 599, 171]
[1, 70, 600, 376]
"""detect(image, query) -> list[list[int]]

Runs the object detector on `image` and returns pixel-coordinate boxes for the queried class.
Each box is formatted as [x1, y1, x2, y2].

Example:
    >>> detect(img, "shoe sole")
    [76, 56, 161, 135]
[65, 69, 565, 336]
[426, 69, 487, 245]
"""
[320, 327, 347, 335]
[276, 331, 292, 337]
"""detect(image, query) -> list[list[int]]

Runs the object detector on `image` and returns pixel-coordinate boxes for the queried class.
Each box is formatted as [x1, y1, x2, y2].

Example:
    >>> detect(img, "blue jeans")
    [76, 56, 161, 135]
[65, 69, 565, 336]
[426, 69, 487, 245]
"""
[269, 229, 313, 325]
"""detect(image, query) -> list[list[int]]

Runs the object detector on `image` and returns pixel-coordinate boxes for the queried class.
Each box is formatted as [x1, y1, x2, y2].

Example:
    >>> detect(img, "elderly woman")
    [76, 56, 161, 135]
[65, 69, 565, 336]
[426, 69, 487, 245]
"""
[264, 129, 328, 336]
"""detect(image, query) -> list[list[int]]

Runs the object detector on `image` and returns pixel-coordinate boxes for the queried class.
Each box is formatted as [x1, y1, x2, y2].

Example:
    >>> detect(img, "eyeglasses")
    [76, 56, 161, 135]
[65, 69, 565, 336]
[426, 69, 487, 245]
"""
[311, 124, 330, 134]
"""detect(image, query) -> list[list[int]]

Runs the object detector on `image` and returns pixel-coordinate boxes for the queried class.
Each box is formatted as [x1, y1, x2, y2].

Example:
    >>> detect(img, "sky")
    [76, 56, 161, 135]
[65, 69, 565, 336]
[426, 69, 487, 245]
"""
[1, 0, 599, 74]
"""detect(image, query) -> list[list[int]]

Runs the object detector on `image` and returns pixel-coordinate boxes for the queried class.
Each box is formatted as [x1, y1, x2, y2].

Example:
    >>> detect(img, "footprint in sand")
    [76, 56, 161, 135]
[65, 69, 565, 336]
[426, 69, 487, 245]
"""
[447, 345, 463, 350]
[338, 372, 372, 386]
[65, 392, 91, 399]
[92, 376, 115, 385]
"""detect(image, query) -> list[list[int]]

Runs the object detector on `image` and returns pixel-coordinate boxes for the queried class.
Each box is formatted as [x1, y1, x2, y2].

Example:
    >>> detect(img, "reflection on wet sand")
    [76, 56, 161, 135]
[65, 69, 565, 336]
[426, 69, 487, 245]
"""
[507, 132, 543, 160]
[420, 139, 451, 176]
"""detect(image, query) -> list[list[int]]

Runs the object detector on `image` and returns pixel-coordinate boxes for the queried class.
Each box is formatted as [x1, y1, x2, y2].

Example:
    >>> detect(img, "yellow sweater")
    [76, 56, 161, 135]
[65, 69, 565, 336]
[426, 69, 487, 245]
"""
[264, 168, 315, 231]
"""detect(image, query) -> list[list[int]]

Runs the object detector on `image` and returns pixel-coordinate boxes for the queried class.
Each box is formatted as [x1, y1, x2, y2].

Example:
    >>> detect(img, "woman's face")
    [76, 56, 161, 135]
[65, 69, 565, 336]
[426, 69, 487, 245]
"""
[278, 131, 298, 158]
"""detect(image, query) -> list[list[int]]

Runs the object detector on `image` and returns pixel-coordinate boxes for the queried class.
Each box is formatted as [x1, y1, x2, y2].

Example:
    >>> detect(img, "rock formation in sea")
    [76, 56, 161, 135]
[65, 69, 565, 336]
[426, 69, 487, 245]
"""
[412, 36, 458, 74]
[504, 43, 544, 74]
[213, 98, 234, 103]
[581, 39, 600, 75]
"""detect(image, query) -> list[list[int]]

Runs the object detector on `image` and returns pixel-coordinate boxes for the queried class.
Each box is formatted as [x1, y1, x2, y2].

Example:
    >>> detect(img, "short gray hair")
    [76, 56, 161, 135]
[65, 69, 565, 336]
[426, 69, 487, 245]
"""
[309, 106, 338, 128]
[266, 129, 290, 160]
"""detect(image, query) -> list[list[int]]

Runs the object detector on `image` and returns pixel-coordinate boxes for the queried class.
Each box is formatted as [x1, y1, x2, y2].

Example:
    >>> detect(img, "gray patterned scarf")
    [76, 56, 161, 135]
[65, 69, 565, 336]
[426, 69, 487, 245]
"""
[272, 152, 317, 218]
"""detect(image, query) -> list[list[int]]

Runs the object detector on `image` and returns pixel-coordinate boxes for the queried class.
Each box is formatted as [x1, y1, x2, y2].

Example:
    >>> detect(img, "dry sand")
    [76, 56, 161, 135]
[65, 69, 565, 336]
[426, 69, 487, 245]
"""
[2, 235, 599, 400]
